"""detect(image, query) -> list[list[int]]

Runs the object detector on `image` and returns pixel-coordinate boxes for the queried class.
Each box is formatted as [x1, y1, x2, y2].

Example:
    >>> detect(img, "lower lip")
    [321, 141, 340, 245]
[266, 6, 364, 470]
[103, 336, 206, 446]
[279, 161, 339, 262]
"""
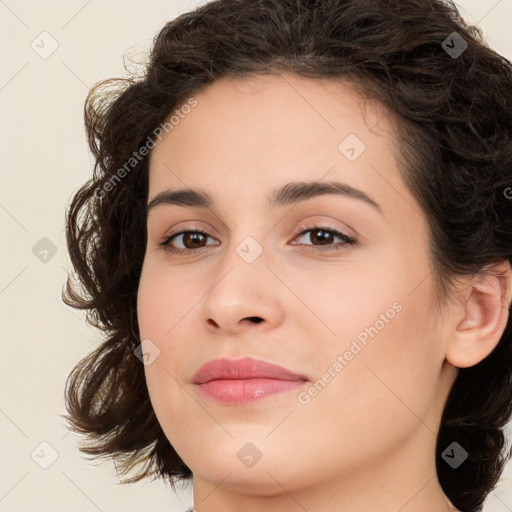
[196, 378, 307, 404]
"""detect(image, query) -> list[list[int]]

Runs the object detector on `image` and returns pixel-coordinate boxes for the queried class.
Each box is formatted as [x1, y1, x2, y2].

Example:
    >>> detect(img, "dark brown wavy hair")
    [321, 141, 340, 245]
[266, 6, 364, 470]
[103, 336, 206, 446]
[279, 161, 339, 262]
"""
[62, 0, 512, 510]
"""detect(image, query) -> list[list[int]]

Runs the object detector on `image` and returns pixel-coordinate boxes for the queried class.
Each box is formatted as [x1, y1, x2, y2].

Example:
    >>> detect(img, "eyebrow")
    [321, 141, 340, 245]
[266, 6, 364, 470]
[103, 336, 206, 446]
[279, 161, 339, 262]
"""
[147, 180, 382, 214]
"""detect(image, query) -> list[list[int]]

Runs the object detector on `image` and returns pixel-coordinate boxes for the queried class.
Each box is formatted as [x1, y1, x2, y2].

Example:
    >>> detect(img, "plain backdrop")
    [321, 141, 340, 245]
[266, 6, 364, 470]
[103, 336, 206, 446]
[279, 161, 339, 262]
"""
[1, 1, 512, 511]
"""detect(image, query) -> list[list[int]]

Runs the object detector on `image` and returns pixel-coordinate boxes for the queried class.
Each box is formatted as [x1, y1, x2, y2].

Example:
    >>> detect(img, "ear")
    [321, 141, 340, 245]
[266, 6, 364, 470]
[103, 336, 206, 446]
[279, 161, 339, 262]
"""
[445, 260, 512, 369]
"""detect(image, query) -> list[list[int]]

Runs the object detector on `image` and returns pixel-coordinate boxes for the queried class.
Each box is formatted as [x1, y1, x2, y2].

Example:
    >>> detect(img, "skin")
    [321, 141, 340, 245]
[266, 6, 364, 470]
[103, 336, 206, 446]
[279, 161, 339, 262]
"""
[136, 73, 512, 512]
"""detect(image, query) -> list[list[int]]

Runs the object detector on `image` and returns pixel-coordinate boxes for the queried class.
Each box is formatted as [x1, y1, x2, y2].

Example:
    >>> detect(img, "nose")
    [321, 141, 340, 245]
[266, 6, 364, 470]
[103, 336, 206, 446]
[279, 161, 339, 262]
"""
[201, 244, 285, 335]
[207, 315, 264, 328]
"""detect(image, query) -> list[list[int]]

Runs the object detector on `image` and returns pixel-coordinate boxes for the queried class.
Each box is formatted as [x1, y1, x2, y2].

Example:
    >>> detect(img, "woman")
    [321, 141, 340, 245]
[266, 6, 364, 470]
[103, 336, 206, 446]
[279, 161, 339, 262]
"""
[63, 1, 512, 511]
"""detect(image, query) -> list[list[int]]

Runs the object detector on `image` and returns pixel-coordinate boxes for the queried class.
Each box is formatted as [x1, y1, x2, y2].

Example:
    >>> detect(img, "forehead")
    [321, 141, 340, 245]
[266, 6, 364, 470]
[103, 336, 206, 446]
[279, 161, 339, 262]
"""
[150, 73, 394, 158]
[147, 73, 405, 216]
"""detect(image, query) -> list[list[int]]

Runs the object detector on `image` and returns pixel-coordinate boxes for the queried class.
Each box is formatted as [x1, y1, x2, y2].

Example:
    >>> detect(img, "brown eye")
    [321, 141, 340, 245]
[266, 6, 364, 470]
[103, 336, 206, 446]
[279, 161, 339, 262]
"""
[179, 232, 208, 249]
[160, 230, 219, 256]
[304, 229, 335, 245]
[159, 225, 356, 257]
[291, 225, 356, 253]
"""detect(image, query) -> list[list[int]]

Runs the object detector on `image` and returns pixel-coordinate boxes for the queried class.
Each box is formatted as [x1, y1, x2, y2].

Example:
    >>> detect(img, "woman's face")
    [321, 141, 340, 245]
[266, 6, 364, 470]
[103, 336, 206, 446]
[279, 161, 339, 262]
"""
[137, 74, 457, 499]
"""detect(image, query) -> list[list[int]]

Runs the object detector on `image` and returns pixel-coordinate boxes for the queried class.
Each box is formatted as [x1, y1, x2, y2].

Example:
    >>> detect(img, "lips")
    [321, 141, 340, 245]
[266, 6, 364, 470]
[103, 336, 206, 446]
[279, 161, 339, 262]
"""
[192, 357, 308, 404]
[192, 357, 307, 384]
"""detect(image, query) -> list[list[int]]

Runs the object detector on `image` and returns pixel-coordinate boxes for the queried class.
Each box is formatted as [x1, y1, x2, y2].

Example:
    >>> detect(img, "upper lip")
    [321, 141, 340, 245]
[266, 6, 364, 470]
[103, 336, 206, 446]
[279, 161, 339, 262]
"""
[193, 357, 308, 384]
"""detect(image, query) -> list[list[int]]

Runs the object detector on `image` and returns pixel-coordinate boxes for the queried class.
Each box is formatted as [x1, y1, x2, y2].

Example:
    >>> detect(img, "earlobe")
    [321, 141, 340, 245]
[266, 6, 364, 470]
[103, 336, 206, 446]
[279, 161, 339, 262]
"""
[445, 260, 512, 369]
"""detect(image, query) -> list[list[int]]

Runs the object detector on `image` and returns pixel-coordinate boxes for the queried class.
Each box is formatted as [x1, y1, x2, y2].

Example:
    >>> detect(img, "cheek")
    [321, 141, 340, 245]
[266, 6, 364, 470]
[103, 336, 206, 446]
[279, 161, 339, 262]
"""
[335, 289, 441, 431]
[136, 260, 204, 425]
[137, 264, 176, 403]
[305, 246, 442, 426]
[136, 258, 198, 339]
[295, 300, 442, 472]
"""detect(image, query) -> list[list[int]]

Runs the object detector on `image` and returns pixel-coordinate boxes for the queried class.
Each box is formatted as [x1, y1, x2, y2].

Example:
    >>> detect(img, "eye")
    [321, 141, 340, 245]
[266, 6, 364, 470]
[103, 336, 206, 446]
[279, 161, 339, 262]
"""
[290, 223, 356, 253]
[158, 224, 356, 256]
[159, 228, 218, 256]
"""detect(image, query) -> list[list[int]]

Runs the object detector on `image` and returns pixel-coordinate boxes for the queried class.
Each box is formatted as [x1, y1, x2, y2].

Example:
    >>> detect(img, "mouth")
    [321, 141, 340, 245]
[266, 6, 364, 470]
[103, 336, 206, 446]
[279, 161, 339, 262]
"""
[193, 357, 308, 405]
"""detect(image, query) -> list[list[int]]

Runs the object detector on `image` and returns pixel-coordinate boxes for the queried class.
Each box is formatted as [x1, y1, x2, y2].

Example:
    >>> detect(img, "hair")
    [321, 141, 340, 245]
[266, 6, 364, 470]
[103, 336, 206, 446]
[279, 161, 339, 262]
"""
[62, 0, 512, 510]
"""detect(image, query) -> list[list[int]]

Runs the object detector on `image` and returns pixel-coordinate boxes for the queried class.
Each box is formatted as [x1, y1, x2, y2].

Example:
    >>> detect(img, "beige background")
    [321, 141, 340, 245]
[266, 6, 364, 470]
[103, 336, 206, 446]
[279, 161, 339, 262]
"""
[1, 0, 511, 510]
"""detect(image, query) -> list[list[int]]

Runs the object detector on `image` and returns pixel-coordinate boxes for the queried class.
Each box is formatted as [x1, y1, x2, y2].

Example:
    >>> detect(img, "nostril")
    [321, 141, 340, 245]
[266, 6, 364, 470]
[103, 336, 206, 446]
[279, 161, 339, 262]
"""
[247, 317, 263, 324]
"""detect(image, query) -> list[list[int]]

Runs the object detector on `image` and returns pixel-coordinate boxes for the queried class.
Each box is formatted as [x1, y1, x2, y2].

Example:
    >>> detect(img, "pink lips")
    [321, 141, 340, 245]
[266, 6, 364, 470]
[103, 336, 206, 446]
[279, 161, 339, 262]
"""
[193, 357, 308, 404]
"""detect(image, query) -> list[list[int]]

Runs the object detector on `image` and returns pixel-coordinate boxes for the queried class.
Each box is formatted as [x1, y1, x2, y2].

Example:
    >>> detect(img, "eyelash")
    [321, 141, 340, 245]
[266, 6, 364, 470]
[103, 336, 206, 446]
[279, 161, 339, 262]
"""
[158, 223, 356, 257]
